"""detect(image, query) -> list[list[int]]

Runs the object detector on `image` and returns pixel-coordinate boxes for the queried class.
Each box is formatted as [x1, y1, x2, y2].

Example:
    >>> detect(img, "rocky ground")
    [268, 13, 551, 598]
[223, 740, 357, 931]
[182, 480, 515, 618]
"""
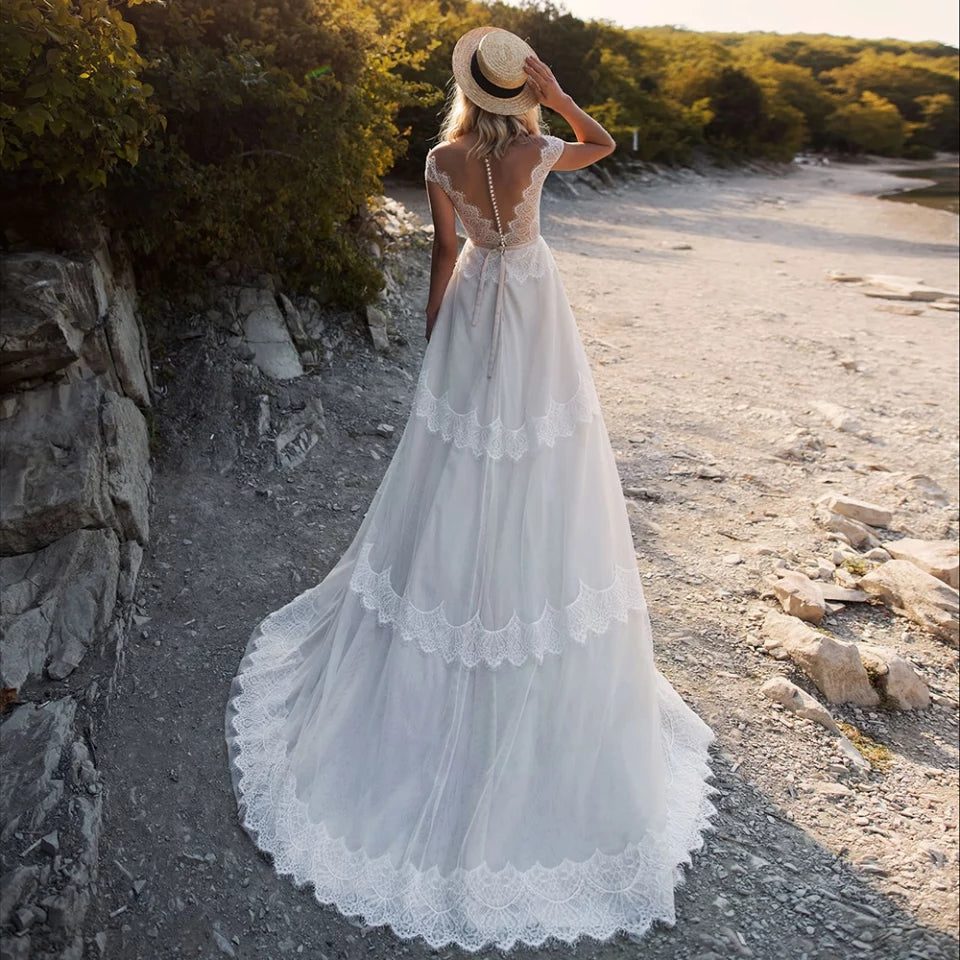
[61, 159, 960, 960]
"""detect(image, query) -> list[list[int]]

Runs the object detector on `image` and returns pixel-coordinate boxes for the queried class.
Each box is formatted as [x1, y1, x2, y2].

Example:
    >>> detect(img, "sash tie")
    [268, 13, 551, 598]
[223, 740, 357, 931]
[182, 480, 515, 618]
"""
[470, 244, 508, 379]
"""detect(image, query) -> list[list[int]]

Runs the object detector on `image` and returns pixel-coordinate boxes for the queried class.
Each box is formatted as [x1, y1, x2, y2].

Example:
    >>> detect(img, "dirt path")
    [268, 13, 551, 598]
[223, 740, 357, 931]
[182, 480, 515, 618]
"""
[88, 162, 958, 960]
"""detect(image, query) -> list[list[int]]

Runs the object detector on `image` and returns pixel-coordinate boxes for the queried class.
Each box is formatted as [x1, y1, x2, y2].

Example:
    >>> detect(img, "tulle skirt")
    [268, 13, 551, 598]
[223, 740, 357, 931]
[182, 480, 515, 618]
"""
[225, 236, 716, 952]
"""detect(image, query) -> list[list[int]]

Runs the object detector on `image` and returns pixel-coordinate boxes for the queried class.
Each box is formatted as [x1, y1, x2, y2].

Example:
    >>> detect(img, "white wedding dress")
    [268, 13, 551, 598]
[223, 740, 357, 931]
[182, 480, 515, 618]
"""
[225, 133, 717, 952]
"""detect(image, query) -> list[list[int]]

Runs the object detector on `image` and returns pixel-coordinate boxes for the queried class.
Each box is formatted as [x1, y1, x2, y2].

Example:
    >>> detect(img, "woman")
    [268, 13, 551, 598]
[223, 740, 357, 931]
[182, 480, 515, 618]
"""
[225, 26, 716, 953]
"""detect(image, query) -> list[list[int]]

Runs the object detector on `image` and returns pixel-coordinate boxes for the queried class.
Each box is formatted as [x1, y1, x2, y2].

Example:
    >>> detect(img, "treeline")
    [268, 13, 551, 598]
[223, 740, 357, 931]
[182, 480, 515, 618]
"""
[1, 0, 957, 304]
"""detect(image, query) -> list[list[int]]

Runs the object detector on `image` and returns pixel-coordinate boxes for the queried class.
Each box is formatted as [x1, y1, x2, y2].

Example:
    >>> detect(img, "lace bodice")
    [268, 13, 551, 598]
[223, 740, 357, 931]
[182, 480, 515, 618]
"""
[425, 135, 564, 247]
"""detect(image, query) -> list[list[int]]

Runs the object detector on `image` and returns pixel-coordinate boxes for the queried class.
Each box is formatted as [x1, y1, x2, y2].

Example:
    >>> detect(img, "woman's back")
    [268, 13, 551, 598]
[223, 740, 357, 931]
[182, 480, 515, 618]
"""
[425, 134, 564, 248]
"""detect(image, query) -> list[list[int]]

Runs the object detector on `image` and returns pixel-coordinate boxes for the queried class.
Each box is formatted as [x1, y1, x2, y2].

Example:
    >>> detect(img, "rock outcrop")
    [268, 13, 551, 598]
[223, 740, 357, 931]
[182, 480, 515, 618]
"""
[0, 237, 153, 960]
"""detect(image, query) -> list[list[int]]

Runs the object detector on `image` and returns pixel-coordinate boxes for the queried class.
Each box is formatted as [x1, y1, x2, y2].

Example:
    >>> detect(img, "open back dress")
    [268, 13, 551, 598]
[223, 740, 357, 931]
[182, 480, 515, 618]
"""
[225, 132, 717, 952]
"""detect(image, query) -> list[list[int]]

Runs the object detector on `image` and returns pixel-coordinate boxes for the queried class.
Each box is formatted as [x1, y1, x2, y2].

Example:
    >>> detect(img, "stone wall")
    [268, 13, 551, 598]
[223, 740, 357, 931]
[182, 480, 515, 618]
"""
[0, 237, 153, 960]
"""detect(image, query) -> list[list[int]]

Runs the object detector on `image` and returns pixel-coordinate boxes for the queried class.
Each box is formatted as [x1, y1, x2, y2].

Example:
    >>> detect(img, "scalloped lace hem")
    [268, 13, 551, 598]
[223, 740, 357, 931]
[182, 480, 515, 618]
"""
[412, 370, 600, 462]
[227, 672, 718, 953]
[347, 541, 646, 668]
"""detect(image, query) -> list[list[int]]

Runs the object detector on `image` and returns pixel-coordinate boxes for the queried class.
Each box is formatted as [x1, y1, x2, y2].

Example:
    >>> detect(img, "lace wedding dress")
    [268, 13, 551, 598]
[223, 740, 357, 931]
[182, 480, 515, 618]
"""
[225, 133, 717, 952]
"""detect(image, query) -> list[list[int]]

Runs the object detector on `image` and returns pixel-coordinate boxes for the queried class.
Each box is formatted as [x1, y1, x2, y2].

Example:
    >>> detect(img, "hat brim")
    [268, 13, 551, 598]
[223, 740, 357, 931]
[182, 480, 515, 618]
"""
[451, 27, 540, 116]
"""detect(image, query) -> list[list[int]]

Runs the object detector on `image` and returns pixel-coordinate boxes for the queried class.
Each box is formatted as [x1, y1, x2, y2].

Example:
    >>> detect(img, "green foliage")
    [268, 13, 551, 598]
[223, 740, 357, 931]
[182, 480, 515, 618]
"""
[111, 0, 428, 302]
[0, 0, 161, 188]
[826, 91, 911, 155]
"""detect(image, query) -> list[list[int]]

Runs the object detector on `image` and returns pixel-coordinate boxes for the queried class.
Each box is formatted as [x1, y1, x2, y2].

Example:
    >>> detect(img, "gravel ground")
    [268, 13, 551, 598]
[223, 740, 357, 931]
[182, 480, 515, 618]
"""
[85, 159, 958, 960]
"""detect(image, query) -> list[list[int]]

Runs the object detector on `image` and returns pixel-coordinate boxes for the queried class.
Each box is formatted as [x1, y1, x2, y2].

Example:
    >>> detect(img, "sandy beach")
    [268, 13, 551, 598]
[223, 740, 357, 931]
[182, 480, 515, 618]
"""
[88, 158, 958, 960]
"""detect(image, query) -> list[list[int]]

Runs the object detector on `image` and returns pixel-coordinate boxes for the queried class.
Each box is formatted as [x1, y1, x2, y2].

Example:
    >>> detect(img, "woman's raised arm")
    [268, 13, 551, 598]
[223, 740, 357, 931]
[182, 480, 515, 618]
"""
[523, 55, 615, 171]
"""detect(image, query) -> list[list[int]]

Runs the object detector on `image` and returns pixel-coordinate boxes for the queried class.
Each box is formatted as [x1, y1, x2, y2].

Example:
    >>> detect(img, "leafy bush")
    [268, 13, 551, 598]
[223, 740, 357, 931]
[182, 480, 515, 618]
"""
[0, 0, 160, 188]
[113, 0, 425, 303]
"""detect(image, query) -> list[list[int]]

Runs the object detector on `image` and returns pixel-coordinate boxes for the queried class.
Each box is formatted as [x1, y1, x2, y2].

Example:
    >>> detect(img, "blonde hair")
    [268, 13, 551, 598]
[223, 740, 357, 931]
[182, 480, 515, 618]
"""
[438, 85, 543, 159]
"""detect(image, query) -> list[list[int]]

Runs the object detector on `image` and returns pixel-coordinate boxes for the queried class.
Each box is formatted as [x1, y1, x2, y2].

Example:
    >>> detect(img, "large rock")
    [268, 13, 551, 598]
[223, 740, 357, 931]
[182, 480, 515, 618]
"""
[883, 538, 959, 590]
[0, 380, 150, 555]
[0, 380, 113, 554]
[0, 250, 152, 407]
[818, 494, 892, 528]
[823, 513, 881, 550]
[366, 305, 391, 353]
[101, 259, 153, 407]
[0, 699, 76, 843]
[0, 698, 102, 957]
[760, 676, 839, 732]
[0, 254, 98, 390]
[101, 390, 151, 545]
[860, 560, 960, 646]
[238, 288, 304, 380]
[762, 610, 879, 706]
[858, 643, 930, 710]
[774, 571, 826, 624]
[0, 528, 120, 688]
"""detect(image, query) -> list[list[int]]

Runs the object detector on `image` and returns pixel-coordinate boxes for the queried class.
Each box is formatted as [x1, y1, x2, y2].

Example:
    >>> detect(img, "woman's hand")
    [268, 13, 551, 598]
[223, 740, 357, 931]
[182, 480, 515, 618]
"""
[425, 309, 438, 342]
[523, 56, 570, 113]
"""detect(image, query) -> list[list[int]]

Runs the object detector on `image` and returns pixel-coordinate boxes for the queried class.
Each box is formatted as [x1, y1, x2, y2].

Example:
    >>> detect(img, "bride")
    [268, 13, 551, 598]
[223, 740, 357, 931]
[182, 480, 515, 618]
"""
[225, 25, 716, 953]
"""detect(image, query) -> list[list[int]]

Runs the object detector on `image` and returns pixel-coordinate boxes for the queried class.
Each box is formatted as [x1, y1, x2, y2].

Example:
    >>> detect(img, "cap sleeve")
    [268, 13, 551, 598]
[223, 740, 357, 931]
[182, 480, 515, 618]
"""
[424, 148, 442, 185]
[540, 134, 566, 168]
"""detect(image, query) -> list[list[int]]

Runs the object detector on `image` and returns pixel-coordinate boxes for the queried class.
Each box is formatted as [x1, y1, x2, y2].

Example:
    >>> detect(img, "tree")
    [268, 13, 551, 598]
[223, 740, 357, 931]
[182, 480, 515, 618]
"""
[826, 91, 910, 155]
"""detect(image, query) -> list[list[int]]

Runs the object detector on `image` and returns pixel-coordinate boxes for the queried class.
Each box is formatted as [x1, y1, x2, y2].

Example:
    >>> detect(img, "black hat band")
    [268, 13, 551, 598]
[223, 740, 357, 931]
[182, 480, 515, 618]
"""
[470, 50, 526, 99]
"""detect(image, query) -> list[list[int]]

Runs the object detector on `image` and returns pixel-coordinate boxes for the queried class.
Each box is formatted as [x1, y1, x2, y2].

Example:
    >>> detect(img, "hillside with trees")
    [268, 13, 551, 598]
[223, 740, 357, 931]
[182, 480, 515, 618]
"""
[2, 0, 957, 303]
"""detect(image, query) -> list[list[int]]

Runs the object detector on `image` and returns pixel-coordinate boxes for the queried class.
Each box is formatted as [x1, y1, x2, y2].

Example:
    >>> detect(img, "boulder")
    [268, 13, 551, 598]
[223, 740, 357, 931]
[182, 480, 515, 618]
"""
[0, 254, 97, 390]
[274, 398, 325, 471]
[0, 250, 152, 407]
[773, 571, 826, 624]
[883, 538, 958, 589]
[858, 643, 930, 710]
[760, 676, 839, 732]
[238, 288, 304, 380]
[101, 263, 153, 407]
[100, 390, 151, 545]
[762, 610, 879, 706]
[277, 293, 312, 352]
[818, 494, 892, 528]
[0, 380, 150, 555]
[860, 560, 959, 645]
[366, 305, 391, 353]
[0, 380, 113, 555]
[0, 528, 119, 687]
[0, 698, 76, 843]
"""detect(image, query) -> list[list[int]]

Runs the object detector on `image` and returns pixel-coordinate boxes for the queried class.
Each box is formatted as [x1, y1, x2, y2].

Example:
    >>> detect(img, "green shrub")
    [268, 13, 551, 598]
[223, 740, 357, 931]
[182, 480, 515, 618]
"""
[112, 0, 424, 303]
[0, 0, 160, 188]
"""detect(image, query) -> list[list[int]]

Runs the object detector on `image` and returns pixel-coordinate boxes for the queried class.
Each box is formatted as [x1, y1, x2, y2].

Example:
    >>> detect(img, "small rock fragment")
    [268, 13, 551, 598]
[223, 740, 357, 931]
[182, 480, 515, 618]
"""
[773, 571, 826, 624]
[760, 677, 839, 732]
[822, 513, 881, 550]
[813, 402, 862, 433]
[213, 929, 237, 957]
[818, 494, 892, 528]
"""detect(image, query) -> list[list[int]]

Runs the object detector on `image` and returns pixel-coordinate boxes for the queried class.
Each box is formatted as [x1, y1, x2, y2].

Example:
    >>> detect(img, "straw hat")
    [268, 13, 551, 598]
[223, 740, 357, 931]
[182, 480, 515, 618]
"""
[451, 26, 539, 116]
